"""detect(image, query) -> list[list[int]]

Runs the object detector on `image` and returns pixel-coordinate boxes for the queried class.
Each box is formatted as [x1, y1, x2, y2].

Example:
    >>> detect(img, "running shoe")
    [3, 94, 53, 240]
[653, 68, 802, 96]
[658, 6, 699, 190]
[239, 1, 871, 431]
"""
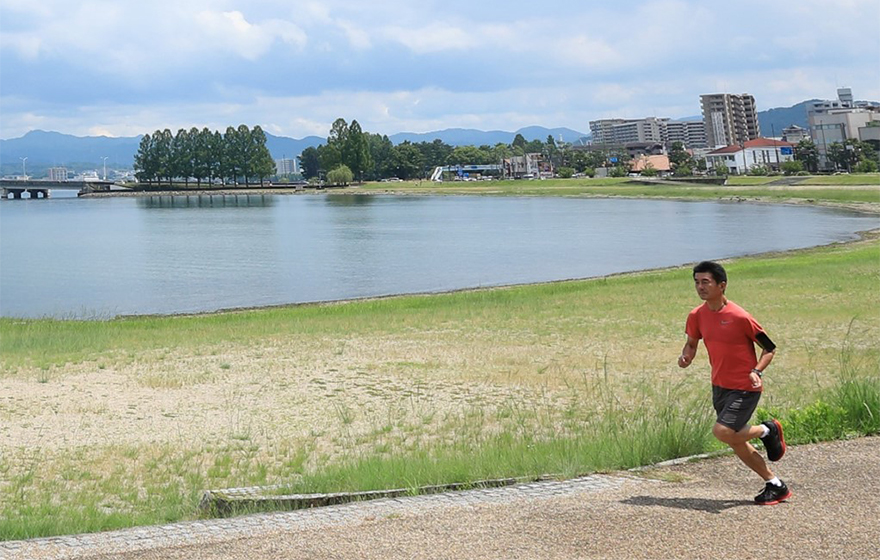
[754, 481, 792, 505]
[760, 419, 786, 461]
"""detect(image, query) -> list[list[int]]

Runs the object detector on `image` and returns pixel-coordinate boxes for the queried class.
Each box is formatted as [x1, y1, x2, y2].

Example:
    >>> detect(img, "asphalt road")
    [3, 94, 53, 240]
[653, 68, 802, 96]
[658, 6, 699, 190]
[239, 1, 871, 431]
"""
[6, 437, 879, 560]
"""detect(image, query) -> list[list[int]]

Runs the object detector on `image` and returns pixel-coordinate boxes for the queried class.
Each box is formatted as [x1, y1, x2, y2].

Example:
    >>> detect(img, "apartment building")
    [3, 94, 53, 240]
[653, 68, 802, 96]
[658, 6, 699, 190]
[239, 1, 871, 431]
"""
[664, 120, 707, 149]
[700, 93, 760, 148]
[589, 117, 707, 150]
[589, 117, 667, 146]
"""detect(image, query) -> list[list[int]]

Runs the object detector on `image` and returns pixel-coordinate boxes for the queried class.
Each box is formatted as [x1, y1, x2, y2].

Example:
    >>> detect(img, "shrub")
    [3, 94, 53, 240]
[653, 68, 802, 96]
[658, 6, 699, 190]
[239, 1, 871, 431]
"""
[557, 167, 575, 179]
[854, 159, 878, 173]
[781, 160, 804, 176]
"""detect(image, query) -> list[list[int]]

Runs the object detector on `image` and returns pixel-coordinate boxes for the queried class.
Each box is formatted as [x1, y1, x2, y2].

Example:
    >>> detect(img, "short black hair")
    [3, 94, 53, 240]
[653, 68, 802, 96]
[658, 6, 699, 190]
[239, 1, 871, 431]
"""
[693, 261, 727, 284]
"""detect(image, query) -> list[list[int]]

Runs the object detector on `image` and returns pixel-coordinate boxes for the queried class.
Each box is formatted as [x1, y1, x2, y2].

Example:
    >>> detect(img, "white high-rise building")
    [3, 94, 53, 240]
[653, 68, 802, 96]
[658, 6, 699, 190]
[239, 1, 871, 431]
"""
[275, 158, 297, 175]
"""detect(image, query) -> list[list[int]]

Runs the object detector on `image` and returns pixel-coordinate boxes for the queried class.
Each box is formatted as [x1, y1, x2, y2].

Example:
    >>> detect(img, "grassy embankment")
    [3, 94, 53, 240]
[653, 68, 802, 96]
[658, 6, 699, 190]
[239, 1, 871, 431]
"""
[350, 175, 880, 205]
[1, 191, 878, 540]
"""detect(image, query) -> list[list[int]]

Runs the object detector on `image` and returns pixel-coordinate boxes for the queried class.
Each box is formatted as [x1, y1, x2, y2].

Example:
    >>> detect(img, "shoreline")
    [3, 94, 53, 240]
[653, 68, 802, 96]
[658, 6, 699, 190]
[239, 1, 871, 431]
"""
[79, 183, 880, 216]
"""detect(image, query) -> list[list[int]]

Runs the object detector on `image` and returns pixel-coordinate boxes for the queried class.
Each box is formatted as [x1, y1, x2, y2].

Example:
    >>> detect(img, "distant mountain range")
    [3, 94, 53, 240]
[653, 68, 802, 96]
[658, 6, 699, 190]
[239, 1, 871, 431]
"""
[389, 126, 588, 146]
[0, 126, 588, 172]
[2, 99, 875, 172]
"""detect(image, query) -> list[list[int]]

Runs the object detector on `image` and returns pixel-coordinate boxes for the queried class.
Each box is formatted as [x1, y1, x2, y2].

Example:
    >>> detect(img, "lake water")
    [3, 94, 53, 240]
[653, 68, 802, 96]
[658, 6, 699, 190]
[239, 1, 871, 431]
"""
[0, 193, 876, 319]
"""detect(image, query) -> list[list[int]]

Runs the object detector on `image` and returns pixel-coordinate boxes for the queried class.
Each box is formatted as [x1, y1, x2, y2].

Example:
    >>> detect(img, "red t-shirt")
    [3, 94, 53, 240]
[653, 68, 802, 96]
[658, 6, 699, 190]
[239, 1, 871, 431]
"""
[685, 300, 766, 391]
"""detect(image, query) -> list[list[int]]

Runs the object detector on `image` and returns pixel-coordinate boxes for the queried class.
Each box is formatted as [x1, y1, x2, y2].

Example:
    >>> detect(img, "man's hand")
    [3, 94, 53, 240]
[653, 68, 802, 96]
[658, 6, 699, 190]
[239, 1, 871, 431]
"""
[679, 336, 698, 369]
[749, 371, 763, 389]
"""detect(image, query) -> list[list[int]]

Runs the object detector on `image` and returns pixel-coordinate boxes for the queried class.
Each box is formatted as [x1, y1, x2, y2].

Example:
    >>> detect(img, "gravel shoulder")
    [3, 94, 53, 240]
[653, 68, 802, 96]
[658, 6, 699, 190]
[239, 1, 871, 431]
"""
[6, 436, 878, 560]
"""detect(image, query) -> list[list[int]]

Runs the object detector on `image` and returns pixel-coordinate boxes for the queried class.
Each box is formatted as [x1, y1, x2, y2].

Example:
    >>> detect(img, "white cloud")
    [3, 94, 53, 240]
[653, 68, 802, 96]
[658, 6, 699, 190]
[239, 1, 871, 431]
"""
[383, 23, 478, 54]
[1, 1, 878, 140]
[195, 10, 307, 60]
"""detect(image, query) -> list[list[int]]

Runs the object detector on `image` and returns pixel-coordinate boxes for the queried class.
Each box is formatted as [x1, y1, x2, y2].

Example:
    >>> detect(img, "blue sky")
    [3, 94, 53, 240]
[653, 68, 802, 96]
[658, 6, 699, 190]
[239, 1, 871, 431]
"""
[1, 0, 878, 139]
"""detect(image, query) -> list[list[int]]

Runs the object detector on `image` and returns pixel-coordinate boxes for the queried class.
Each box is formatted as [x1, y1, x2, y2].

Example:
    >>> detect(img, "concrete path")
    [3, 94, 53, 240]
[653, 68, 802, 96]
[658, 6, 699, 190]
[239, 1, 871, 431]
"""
[3, 437, 878, 560]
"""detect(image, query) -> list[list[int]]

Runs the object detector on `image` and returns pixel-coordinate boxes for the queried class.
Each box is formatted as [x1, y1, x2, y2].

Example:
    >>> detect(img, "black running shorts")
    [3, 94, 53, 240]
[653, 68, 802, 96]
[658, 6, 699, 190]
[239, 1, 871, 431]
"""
[712, 386, 761, 432]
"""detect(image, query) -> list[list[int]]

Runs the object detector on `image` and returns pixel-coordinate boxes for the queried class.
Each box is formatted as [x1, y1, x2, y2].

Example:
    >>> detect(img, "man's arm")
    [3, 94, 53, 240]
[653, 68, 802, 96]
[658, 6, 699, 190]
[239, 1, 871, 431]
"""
[678, 335, 699, 368]
[749, 332, 777, 389]
[753, 332, 776, 373]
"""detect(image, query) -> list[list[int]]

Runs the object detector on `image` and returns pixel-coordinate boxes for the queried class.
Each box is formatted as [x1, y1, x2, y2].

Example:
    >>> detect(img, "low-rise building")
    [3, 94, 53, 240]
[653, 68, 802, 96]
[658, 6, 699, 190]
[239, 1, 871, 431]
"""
[630, 154, 672, 175]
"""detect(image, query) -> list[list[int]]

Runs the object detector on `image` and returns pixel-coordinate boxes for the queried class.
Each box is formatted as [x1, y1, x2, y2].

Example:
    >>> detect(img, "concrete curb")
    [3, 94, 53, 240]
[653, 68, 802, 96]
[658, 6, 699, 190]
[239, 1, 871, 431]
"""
[199, 449, 734, 516]
[200, 475, 560, 516]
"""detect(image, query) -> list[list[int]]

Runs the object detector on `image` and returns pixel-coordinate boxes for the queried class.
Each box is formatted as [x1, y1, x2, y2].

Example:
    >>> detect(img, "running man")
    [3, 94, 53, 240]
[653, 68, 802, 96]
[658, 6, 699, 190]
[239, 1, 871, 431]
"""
[678, 261, 791, 505]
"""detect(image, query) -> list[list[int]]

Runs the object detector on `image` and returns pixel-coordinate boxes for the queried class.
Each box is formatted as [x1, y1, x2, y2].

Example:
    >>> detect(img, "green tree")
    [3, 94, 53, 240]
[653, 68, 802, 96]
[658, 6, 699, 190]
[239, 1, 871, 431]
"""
[191, 128, 212, 186]
[343, 120, 372, 182]
[154, 129, 173, 185]
[223, 126, 240, 183]
[250, 125, 275, 186]
[512, 133, 527, 154]
[209, 131, 224, 183]
[366, 134, 393, 180]
[795, 139, 819, 173]
[557, 166, 575, 178]
[300, 146, 321, 179]
[386, 142, 423, 180]
[326, 164, 353, 186]
[609, 165, 628, 178]
[827, 141, 861, 172]
[235, 124, 254, 186]
[640, 164, 658, 177]
[447, 145, 492, 165]
[172, 128, 193, 185]
[134, 133, 158, 184]
[669, 141, 694, 172]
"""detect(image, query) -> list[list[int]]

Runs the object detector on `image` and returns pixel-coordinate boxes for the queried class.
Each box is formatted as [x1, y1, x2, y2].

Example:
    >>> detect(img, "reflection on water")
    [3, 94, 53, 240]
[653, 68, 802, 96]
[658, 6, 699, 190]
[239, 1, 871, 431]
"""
[138, 194, 276, 209]
[323, 194, 378, 207]
[1, 195, 876, 318]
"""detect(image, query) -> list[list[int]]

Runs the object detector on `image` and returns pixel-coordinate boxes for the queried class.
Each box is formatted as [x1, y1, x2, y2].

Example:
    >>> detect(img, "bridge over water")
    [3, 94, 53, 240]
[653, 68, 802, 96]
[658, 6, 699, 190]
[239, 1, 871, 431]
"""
[0, 179, 116, 199]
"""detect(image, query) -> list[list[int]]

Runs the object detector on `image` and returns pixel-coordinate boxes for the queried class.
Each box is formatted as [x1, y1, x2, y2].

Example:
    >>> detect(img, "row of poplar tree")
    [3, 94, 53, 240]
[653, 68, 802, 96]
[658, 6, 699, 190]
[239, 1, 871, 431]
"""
[134, 125, 275, 186]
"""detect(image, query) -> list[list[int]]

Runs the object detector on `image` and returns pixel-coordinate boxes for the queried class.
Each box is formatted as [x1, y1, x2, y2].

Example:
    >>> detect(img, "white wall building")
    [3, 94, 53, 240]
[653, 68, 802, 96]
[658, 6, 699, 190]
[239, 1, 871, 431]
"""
[705, 138, 794, 174]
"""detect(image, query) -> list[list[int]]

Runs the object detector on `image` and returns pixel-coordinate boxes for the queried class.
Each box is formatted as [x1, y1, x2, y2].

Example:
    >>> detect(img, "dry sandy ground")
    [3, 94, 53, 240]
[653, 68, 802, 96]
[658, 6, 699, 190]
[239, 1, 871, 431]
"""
[0, 332, 608, 474]
[68, 436, 880, 560]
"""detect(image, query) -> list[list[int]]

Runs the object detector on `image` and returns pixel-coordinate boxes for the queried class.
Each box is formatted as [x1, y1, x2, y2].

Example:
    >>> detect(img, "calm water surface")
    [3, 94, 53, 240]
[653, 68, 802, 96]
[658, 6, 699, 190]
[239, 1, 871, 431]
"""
[0, 193, 876, 318]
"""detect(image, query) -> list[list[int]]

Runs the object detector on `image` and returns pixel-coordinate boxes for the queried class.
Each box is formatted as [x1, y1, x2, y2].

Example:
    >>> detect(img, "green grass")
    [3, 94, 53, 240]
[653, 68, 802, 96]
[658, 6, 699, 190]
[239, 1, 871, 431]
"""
[352, 177, 880, 204]
[801, 174, 880, 186]
[724, 176, 780, 185]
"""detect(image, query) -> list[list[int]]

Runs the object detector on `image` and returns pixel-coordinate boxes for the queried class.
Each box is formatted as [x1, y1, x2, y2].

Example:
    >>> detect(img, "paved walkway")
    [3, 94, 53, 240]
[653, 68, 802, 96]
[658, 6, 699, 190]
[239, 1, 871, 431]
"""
[3, 437, 878, 560]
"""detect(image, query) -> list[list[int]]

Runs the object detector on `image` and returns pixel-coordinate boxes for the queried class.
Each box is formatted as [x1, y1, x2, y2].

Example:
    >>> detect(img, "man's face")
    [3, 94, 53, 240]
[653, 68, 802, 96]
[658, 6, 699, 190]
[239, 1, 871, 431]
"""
[694, 272, 725, 301]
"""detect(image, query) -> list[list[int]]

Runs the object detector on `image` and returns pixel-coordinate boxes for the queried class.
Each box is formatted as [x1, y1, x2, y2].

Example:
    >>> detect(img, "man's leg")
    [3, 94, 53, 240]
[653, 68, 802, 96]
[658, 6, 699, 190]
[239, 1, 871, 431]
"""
[712, 423, 773, 480]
